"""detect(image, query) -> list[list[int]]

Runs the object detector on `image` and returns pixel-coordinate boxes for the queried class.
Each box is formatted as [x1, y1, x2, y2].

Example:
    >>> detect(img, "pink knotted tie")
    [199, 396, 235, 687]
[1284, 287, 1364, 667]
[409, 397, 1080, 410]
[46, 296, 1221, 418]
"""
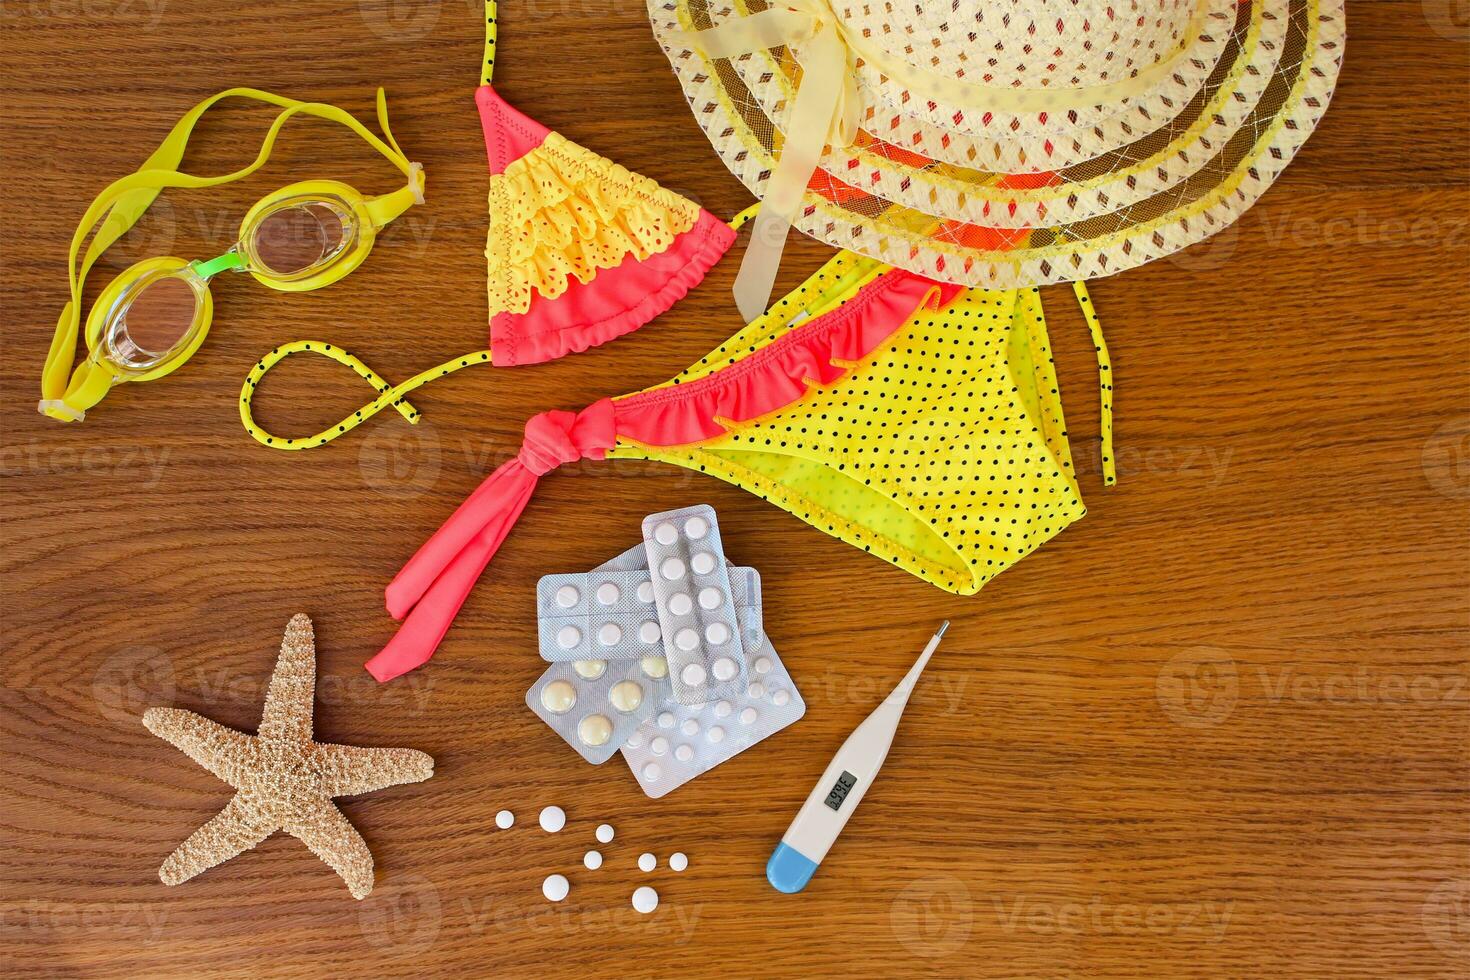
[366, 399, 617, 681]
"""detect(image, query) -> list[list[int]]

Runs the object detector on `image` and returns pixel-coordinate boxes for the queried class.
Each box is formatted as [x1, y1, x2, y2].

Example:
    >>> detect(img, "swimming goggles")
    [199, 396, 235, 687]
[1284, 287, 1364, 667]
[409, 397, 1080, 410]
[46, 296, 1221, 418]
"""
[40, 87, 426, 423]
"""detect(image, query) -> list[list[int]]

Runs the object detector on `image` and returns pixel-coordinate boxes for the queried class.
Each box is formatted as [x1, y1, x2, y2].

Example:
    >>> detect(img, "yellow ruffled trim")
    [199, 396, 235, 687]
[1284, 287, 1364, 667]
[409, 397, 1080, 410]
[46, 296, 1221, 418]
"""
[486, 132, 702, 316]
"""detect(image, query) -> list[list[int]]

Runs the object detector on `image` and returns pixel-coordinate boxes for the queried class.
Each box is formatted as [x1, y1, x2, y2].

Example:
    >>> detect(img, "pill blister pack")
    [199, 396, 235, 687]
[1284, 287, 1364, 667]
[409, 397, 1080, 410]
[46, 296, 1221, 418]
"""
[536, 566, 764, 662]
[642, 505, 749, 704]
[620, 635, 806, 798]
[525, 656, 671, 765]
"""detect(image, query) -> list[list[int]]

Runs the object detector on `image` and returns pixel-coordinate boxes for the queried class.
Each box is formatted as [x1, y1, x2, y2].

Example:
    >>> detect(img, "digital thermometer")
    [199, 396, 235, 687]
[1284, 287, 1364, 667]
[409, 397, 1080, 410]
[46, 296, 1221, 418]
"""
[766, 621, 949, 893]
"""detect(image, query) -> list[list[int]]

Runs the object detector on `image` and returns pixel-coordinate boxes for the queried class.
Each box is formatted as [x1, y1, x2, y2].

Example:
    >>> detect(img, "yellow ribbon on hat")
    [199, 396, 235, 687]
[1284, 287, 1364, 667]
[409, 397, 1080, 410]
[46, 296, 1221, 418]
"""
[675, 0, 1212, 318]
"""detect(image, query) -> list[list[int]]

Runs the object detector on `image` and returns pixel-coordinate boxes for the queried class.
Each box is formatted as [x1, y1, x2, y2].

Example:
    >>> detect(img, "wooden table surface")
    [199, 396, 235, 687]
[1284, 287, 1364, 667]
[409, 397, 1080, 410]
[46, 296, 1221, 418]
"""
[2, 1, 1467, 976]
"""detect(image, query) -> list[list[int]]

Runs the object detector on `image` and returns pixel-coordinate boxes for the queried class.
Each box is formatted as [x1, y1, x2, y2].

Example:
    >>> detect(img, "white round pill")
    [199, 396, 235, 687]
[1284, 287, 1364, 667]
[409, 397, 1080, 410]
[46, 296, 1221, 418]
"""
[754, 656, 772, 674]
[747, 682, 765, 699]
[596, 582, 620, 605]
[690, 551, 715, 575]
[584, 850, 603, 870]
[539, 806, 566, 833]
[714, 700, 733, 718]
[654, 522, 678, 545]
[609, 680, 644, 713]
[660, 557, 685, 581]
[681, 662, 706, 686]
[541, 680, 577, 714]
[669, 852, 689, 872]
[657, 711, 675, 729]
[573, 659, 605, 680]
[698, 587, 722, 610]
[542, 874, 569, 902]
[772, 688, 791, 706]
[739, 707, 758, 725]
[625, 731, 644, 749]
[597, 622, 622, 647]
[556, 625, 581, 650]
[578, 714, 613, 747]
[668, 593, 693, 616]
[636, 580, 654, 603]
[638, 852, 656, 872]
[596, 823, 615, 844]
[707, 726, 725, 743]
[651, 736, 669, 755]
[675, 629, 700, 653]
[675, 744, 694, 762]
[642, 655, 669, 679]
[495, 809, 514, 829]
[638, 621, 661, 644]
[554, 585, 579, 608]
[632, 885, 659, 914]
[681, 718, 700, 736]
[683, 515, 709, 539]
[706, 623, 732, 646]
[641, 762, 661, 782]
[710, 656, 737, 681]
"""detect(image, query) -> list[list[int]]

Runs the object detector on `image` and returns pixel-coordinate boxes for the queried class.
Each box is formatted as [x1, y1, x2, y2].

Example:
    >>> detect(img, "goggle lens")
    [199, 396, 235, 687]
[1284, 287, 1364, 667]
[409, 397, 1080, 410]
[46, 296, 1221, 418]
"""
[109, 272, 203, 370]
[249, 200, 353, 278]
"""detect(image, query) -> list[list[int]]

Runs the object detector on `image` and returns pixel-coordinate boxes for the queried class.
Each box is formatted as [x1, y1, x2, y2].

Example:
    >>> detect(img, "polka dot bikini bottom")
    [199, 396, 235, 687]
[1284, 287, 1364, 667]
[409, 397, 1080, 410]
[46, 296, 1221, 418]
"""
[368, 249, 1114, 681]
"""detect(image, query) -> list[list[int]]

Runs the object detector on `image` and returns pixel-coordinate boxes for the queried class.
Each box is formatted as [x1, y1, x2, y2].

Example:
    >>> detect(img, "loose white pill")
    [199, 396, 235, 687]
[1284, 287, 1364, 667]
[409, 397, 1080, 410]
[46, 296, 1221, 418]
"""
[584, 850, 603, 870]
[706, 623, 731, 646]
[714, 700, 733, 718]
[657, 711, 675, 729]
[681, 662, 706, 686]
[660, 557, 685, 581]
[609, 680, 644, 713]
[541, 680, 576, 714]
[654, 522, 678, 545]
[596, 823, 615, 844]
[578, 714, 613, 747]
[754, 656, 772, 674]
[675, 744, 693, 762]
[597, 622, 622, 647]
[556, 625, 581, 650]
[698, 587, 722, 610]
[668, 593, 693, 616]
[710, 656, 737, 681]
[675, 629, 700, 652]
[495, 809, 514, 829]
[638, 852, 656, 872]
[642, 655, 669, 679]
[684, 515, 709, 539]
[554, 585, 579, 608]
[641, 762, 661, 781]
[681, 718, 700, 736]
[636, 580, 654, 603]
[651, 736, 669, 755]
[632, 885, 659, 914]
[707, 726, 725, 743]
[573, 659, 605, 680]
[638, 621, 661, 644]
[690, 551, 715, 575]
[596, 582, 620, 605]
[669, 852, 689, 872]
[542, 874, 569, 902]
[772, 689, 791, 706]
[747, 682, 765, 699]
[739, 707, 758, 725]
[539, 806, 566, 833]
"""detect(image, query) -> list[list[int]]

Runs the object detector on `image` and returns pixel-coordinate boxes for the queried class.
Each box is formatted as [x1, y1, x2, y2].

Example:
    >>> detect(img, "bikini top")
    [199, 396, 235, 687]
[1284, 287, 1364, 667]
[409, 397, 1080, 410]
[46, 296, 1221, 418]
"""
[365, 240, 1116, 681]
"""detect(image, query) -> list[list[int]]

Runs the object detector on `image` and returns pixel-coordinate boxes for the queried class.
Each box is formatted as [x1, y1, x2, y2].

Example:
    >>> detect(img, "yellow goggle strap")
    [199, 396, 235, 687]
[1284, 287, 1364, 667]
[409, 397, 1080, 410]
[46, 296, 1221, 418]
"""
[44, 88, 424, 415]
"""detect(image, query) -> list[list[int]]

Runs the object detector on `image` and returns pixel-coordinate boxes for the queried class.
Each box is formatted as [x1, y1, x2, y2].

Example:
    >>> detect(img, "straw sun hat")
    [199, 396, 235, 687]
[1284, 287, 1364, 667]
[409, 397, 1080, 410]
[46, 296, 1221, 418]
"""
[647, 0, 1346, 317]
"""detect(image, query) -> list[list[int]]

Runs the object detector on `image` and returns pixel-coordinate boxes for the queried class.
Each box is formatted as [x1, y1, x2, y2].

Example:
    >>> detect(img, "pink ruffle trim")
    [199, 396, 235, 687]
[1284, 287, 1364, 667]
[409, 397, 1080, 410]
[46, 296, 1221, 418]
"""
[610, 270, 962, 445]
[491, 210, 736, 366]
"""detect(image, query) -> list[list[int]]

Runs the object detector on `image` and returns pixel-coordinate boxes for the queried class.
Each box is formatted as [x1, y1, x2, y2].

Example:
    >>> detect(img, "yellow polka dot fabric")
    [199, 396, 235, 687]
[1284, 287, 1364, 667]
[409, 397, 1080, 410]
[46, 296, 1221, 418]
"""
[607, 250, 1088, 595]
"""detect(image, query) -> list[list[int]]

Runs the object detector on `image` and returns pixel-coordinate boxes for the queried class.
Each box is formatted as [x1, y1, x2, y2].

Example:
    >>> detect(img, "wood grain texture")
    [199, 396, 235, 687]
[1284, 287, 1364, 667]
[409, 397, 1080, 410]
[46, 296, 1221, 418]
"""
[1, 1, 1467, 976]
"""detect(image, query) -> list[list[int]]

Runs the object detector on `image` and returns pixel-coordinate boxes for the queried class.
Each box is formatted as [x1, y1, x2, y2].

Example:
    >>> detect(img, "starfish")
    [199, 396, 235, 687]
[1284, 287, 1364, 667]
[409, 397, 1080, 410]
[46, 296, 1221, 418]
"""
[143, 613, 433, 899]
